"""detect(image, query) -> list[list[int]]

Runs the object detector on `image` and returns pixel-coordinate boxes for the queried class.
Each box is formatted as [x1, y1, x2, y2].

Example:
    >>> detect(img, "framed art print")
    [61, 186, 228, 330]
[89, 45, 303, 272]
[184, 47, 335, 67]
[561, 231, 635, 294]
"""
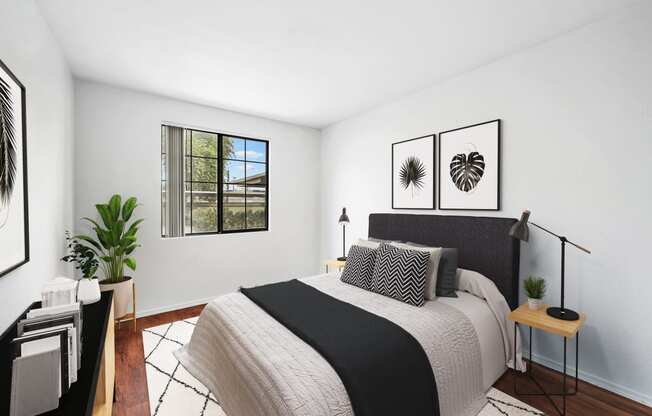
[0, 58, 29, 278]
[392, 135, 435, 210]
[438, 119, 500, 211]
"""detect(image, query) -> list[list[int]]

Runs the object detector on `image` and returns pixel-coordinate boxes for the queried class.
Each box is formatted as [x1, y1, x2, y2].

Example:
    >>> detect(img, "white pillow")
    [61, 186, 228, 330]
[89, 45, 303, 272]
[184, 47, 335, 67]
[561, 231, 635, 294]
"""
[390, 242, 442, 300]
[457, 268, 491, 300]
[355, 238, 380, 249]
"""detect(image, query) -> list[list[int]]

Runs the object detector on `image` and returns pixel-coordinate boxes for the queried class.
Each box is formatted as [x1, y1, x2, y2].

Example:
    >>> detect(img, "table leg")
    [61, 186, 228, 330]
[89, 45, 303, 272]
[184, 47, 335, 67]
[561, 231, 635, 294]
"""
[513, 321, 517, 392]
[326, 265, 329, 273]
[529, 326, 532, 376]
[576, 331, 580, 392]
[563, 336, 567, 415]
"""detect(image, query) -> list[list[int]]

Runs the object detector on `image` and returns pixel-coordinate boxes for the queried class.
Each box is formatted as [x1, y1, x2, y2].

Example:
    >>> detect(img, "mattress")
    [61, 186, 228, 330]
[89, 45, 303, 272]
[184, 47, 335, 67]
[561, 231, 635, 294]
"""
[176, 273, 518, 416]
[440, 291, 506, 390]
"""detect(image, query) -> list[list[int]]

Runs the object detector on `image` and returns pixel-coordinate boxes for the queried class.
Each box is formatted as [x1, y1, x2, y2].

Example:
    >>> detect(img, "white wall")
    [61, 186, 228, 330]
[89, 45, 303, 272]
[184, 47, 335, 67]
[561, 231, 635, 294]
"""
[321, 2, 652, 406]
[74, 80, 321, 316]
[0, 0, 74, 332]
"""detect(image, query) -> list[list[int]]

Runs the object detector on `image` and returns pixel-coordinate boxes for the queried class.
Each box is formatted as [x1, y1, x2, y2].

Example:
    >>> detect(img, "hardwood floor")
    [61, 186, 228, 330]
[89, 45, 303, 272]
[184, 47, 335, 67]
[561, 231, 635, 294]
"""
[113, 304, 205, 416]
[114, 305, 651, 416]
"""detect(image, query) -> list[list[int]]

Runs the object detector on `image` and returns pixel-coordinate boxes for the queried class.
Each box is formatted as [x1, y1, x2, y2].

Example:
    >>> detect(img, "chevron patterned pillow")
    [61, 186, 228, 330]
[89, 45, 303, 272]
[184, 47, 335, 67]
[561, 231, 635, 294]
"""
[340, 245, 378, 290]
[370, 243, 430, 307]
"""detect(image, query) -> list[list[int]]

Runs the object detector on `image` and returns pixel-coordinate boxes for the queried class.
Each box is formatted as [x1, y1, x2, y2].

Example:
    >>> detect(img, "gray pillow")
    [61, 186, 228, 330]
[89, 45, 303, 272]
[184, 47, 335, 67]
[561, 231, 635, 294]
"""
[369, 237, 402, 244]
[436, 248, 458, 297]
[406, 243, 458, 298]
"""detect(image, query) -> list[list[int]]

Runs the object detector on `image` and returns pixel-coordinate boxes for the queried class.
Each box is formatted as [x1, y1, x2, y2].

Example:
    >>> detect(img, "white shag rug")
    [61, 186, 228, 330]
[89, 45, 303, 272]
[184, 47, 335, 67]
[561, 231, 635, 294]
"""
[143, 319, 545, 416]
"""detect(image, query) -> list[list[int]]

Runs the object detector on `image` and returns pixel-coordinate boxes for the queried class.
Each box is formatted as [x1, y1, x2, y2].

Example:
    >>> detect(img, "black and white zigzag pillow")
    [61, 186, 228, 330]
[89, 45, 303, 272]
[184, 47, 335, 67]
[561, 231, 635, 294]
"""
[340, 245, 378, 290]
[370, 243, 430, 307]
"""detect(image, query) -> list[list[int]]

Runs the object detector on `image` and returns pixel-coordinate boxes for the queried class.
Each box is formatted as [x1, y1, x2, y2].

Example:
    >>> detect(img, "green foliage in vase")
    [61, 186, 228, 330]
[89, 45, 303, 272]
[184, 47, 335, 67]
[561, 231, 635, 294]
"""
[75, 195, 143, 284]
[524, 276, 546, 299]
[61, 231, 99, 279]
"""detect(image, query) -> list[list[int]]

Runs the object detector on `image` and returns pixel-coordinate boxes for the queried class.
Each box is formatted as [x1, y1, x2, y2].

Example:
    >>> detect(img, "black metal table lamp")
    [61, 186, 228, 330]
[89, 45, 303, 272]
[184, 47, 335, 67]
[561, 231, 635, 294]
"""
[509, 210, 591, 321]
[337, 208, 350, 261]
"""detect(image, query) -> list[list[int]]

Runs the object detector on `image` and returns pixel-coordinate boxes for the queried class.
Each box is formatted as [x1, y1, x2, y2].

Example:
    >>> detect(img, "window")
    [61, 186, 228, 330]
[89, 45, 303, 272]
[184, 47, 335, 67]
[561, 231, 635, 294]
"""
[161, 125, 268, 237]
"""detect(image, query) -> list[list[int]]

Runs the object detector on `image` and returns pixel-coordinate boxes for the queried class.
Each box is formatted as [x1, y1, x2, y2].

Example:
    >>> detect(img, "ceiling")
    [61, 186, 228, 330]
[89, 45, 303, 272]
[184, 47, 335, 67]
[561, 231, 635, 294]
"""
[37, 0, 634, 128]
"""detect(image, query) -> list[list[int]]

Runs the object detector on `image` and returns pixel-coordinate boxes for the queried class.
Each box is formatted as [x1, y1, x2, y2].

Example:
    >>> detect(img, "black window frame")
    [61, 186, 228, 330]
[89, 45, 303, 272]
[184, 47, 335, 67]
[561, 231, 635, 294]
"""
[161, 125, 269, 237]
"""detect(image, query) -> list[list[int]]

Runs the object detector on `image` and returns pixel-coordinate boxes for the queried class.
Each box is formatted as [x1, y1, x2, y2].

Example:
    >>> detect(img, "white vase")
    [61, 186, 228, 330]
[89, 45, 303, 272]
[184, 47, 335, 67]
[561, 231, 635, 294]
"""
[528, 298, 543, 310]
[100, 277, 134, 319]
[77, 278, 101, 304]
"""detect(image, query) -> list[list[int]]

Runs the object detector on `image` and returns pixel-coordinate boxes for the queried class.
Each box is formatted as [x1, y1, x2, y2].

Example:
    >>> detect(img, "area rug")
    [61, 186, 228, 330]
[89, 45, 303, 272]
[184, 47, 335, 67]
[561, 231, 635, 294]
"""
[143, 319, 545, 416]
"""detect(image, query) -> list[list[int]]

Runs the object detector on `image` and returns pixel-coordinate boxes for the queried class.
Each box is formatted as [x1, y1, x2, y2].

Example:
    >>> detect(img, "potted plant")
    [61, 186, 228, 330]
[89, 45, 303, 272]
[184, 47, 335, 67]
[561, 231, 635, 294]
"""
[61, 231, 101, 304]
[524, 276, 546, 310]
[75, 195, 143, 318]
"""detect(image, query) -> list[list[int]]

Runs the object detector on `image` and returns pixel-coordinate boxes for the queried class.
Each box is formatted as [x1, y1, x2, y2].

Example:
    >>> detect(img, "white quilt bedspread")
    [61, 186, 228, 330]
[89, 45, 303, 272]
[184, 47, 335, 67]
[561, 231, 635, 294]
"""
[175, 275, 487, 416]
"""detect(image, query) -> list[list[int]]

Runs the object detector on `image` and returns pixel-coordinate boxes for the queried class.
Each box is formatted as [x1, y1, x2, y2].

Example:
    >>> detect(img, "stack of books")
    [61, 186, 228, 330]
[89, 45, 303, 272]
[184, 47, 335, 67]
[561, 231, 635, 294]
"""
[9, 302, 83, 416]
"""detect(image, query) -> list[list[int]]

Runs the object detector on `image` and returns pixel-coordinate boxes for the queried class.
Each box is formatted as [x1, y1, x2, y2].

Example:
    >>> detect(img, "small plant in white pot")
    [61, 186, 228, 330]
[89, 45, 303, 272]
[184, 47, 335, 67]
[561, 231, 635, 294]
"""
[61, 231, 101, 304]
[75, 194, 143, 318]
[524, 276, 546, 310]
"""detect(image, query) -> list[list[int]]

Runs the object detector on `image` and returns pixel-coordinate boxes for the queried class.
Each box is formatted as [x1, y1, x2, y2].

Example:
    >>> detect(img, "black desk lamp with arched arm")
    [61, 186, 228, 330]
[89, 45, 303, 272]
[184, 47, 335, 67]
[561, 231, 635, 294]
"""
[509, 210, 591, 321]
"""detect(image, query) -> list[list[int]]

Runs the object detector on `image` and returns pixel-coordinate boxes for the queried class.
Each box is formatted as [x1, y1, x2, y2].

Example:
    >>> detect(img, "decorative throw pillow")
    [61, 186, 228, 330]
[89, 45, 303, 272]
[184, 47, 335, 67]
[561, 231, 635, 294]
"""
[436, 248, 459, 297]
[392, 242, 441, 300]
[370, 243, 430, 307]
[407, 243, 458, 298]
[340, 245, 378, 290]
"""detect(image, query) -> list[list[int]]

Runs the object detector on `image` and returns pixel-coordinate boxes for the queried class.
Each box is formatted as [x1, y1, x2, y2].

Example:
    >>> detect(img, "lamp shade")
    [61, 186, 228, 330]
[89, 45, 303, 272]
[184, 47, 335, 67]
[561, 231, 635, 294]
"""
[509, 210, 530, 241]
[338, 207, 350, 224]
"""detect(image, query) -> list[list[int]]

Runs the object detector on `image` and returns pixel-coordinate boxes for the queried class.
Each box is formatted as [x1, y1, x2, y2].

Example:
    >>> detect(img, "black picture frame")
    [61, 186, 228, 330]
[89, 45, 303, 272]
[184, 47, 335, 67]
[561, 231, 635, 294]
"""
[438, 119, 500, 211]
[0, 58, 29, 278]
[391, 134, 436, 210]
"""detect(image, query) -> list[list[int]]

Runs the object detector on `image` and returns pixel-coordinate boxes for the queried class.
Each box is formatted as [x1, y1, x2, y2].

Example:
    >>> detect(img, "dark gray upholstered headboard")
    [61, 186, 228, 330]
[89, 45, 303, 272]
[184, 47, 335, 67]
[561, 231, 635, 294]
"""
[368, 213, 520, 309]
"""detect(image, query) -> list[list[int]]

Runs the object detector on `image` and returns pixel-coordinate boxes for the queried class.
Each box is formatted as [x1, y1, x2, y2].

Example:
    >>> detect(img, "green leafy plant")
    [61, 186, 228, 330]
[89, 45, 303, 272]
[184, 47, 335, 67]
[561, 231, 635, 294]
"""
[61, 231, 99, 279]
[524, 276, 546, 299]
[75, 195, 143, 284]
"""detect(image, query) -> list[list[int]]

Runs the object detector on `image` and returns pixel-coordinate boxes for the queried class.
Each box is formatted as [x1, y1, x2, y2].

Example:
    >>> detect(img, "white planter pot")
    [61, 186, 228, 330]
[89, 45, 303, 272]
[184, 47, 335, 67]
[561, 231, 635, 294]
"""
[77, 278, 101, 305]
[100, 277, 133, 319]
[528, 298, 543, 310]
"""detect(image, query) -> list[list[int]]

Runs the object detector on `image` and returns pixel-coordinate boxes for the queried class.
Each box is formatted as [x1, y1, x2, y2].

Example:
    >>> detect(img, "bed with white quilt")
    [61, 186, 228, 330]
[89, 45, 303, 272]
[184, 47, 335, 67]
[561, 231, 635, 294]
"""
[176, 214, 525, 416]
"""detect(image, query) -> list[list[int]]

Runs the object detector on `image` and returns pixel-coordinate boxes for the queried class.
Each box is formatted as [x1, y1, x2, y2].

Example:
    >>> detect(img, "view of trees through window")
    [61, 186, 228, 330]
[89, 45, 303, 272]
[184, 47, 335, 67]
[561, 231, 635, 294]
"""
[161, 126, 268, 236]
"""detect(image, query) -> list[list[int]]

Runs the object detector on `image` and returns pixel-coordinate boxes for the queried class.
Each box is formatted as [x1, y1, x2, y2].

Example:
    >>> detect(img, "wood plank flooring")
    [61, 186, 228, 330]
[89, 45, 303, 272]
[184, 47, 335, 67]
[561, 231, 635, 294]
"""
[113, 305, 651, 416]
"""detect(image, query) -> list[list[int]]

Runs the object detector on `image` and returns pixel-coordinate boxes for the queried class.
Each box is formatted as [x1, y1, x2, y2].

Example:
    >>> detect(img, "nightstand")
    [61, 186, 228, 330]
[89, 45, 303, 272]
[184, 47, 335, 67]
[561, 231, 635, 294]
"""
[508, 303, 587, 416]
[324, 259, 346, 273]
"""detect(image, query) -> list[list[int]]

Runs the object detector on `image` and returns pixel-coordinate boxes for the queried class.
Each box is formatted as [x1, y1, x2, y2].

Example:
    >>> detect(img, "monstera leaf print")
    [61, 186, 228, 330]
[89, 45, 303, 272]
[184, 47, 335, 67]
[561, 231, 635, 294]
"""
[450, 151, 485, 192]
[0, 76, 17, 206]
[399, 156, 427, 198]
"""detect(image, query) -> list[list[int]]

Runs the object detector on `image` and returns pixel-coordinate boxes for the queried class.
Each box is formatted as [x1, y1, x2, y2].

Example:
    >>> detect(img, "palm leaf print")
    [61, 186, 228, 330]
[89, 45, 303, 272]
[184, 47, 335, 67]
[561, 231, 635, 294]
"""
[399, 156, 427, 197]
[0, 76, 17, 205]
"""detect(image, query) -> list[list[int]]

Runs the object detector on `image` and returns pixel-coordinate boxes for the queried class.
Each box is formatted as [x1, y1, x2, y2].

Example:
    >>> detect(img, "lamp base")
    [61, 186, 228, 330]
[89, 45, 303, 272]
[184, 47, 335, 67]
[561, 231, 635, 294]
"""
[546, 306, 580, 321]
[337, 256, 347, 261]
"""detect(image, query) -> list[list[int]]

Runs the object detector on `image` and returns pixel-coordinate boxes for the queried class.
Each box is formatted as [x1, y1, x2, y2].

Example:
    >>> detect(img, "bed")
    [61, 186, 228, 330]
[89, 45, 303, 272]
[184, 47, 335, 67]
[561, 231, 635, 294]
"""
[175, 213, 524, 416]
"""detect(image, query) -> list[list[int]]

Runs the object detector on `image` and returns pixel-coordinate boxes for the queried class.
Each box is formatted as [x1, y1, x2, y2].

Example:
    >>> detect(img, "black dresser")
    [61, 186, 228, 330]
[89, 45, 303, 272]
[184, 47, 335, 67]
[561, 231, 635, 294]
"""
[0, 291, 115, 416]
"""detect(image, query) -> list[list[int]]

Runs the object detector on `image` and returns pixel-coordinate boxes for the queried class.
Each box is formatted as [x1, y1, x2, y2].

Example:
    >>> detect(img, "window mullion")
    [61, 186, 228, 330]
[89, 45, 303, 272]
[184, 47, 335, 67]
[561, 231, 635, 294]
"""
[218, 134, 223, 233]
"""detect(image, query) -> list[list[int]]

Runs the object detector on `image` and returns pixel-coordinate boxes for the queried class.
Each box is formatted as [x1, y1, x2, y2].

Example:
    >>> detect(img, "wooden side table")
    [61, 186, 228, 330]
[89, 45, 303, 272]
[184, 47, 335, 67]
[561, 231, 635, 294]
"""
[508, 303, 587, 416]
[324, 259, 346, 273]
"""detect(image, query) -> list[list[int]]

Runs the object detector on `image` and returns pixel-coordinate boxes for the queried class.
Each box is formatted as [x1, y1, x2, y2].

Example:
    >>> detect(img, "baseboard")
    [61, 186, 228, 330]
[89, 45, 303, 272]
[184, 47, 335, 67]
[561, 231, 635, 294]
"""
[136, 296, 214, 318]
[531, 352, 652, 407]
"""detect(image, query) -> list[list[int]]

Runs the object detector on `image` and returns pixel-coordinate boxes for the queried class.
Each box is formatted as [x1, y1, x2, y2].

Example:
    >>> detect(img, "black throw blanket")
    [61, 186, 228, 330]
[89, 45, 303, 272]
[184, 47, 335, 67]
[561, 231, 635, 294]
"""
[240, 279, 439, 416]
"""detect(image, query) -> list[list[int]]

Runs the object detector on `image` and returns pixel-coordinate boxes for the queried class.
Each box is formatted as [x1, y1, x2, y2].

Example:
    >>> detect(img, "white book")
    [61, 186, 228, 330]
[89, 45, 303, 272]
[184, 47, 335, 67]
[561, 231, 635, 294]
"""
[26, 302, 80, 319]
[10, 348, 61, 416]
[22, 324, 77, 386]
[20, 330, 64, 394]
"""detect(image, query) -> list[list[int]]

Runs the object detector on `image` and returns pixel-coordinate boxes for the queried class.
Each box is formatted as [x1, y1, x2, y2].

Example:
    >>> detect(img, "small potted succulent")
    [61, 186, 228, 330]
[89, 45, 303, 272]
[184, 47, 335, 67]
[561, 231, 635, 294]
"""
[61, 231, 101, 304]
[524, 276, 546, 310]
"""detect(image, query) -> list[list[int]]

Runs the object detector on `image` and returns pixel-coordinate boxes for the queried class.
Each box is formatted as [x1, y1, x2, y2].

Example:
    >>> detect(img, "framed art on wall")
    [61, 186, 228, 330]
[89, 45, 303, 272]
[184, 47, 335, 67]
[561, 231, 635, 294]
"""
[438, 119, 500, 211]
[392, 135, 435, 210]
[0, 58, 29, 278]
